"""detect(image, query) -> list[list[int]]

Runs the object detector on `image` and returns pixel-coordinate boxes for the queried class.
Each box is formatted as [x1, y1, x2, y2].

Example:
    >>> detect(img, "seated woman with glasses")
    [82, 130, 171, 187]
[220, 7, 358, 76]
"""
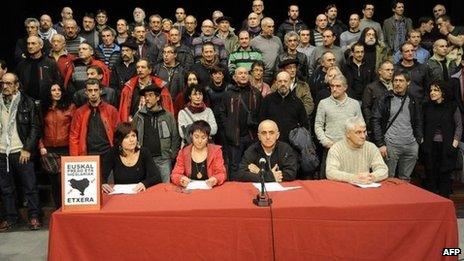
[171, 120, 226, 188]
[102, 122, 162, 193]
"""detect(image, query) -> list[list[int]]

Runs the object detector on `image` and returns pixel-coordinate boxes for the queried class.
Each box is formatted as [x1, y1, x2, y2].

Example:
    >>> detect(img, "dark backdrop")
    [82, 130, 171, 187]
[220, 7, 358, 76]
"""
[2, 0, 460, 68]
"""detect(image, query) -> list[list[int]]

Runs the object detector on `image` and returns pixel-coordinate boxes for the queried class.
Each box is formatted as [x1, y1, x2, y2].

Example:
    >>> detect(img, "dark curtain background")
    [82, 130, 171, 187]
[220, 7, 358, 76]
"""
[1, 0, 460, 68]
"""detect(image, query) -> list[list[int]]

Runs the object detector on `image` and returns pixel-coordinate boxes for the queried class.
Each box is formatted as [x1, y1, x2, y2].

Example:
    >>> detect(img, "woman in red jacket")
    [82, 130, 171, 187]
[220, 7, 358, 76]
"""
[171, 120, 226, 187]
[40, 83, 76, 208]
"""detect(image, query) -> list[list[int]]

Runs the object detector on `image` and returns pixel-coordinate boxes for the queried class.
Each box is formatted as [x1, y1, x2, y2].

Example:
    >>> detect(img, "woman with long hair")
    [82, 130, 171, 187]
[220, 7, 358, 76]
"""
[39, 83, 76, 208]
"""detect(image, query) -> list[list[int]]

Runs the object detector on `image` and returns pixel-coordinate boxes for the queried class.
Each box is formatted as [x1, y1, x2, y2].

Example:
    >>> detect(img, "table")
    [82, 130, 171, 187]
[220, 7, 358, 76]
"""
[48, 181, 458, 261]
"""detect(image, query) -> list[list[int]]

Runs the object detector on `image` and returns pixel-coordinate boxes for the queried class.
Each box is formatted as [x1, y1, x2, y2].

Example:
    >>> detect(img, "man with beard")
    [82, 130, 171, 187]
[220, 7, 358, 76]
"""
[132, 85, 180, 183]
[38, 14, 57, 42]
[357, 27, 391, 72]
[16, 35, 61, 102]
[152, 45, 186, 99]
[63, 19, 86, 55]
[119, 59, 173, 122]
[169, 28, 194, 70]
[219, 67, 262, 177]
[276, 4, 308, 42]
[110, 40, 138, 97]
[130, 7, 147, 31]
[79, 13, 100, 48]
[261, 71, 308, 144]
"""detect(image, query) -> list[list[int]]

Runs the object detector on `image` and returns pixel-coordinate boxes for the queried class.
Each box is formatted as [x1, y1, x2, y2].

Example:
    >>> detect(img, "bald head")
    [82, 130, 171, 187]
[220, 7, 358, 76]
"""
[258, 120, 279, 133]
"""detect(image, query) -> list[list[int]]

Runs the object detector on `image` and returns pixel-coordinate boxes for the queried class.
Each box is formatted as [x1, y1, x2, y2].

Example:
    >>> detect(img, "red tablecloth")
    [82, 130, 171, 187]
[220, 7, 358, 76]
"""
[48, 181, 458, 261]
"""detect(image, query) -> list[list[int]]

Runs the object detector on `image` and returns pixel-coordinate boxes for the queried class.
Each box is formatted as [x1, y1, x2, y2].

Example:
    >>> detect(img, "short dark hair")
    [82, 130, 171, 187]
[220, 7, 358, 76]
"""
[85, 78, 102, 89]
[201, 42, 215, 52]
[325, 4, 337, 12]
[96, 9, 108, 16]
[210, 65, 224, 74]
[185, 84, 206, 103]
[393, 70, 411, 82]
[391, 0, 405, 9]
[400, 41, 414, 53]
[351, 42, 364, 52]
[251, 60, 265, 70]
[437, 14, 451, 23]
[418, 16, 434, 25]
[189, 120, 211, 136]
[0, 59, 6, 70]
[86, 65, 103, 75]
[113, 122, 140, 156]
[83, 12, 95, 19]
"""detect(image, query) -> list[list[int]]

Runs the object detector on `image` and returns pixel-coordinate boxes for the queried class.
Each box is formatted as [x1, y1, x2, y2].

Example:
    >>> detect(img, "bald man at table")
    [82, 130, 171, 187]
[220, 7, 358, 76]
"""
[326, 116, 388, 184]
[235, 120, 298, 182]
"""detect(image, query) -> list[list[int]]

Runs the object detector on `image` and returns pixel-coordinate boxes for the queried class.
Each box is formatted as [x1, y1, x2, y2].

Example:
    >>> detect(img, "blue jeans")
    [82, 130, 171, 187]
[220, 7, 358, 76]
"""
[153, 157, 172, 183]
[0, 152, 40, 223]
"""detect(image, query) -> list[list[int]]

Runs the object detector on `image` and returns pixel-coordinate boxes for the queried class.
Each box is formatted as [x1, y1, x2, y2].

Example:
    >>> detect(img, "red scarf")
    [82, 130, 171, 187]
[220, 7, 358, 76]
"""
[187, 102, 206, 114]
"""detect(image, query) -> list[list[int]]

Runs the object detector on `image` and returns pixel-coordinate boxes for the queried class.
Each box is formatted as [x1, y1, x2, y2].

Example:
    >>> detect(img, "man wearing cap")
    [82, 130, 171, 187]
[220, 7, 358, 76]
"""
[132, 85, 180, 183]
[119, 58, 174, 122]
[110, 40, 139, 97]
[215, 16, 238, 55]
[69, 78, 120, 182]
[272, 58, 314, 118]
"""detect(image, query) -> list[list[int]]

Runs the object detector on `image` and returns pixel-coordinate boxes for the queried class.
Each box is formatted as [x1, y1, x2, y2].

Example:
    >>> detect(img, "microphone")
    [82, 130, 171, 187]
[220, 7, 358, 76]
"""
[253, 157, 272, 207]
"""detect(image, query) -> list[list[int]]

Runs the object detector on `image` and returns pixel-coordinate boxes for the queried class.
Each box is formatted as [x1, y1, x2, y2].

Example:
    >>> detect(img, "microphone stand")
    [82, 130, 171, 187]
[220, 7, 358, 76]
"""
[253, 167, 273, 207]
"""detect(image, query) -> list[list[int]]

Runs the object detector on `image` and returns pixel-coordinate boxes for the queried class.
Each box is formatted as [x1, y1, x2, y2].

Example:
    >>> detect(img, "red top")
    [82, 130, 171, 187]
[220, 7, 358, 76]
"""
[39, 104, 76, 149]
[171, 144, 227, 186]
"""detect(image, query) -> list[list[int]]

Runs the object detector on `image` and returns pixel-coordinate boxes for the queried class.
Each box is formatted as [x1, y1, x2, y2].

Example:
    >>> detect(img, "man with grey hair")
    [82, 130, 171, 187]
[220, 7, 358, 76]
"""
[146, 14, 168, 49]
[251, 17, 283, 84]
[275, 31, 309, 82]
[326, 116, 388, 184]
[15, 18, 51, 63]
[315, 75, 363, 178]
[130, 7, 147, 30]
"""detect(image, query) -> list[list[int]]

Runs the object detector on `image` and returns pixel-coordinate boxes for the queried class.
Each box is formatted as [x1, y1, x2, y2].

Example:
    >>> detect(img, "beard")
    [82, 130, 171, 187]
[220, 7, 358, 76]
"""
[365, 39, 376, 46]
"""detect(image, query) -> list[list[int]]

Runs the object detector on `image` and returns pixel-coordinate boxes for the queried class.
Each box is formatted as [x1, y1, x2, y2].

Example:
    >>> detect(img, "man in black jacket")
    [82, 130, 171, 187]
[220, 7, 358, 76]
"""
[16, 35, 61, 102]
[0, 73, 42, 232]
[260, 71, 308, 144]
[219, 67, 262, 177]
[343, 42, 376, 101]
[236, 119, 297, 182]
[110, 40, 138, 98]
[371, 71, 423, 181]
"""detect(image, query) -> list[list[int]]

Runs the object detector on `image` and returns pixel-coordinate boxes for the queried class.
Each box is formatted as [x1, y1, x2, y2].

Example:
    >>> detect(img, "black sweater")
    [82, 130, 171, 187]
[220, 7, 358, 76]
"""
[109, 147, 162, 188]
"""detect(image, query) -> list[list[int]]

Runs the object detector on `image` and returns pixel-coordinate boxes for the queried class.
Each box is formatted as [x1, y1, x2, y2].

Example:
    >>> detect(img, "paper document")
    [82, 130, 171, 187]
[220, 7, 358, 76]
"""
[350, 182, 381, 188]
[108, 184, 138, 195]
[253, 182, 302, 192]
[186, 180, 212, 190]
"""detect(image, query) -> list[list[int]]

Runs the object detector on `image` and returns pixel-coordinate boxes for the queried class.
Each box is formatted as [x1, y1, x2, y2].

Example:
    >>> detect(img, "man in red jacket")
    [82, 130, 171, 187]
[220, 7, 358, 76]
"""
[69, 78, 119, 182]
[119, 58, 174, 121]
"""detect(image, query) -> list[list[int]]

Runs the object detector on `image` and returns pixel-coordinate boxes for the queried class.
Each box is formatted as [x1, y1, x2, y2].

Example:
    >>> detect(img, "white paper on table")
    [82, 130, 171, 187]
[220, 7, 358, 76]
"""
[186, 180, 212, 190]
[349, 182, 381, 188]
[253, 182, 302, 192]
[108, 184, 138, 195]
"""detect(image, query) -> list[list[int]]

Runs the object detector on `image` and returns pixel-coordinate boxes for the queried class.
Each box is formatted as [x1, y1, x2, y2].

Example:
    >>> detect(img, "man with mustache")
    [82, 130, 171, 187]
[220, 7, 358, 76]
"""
[110, 40, 138, 97]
